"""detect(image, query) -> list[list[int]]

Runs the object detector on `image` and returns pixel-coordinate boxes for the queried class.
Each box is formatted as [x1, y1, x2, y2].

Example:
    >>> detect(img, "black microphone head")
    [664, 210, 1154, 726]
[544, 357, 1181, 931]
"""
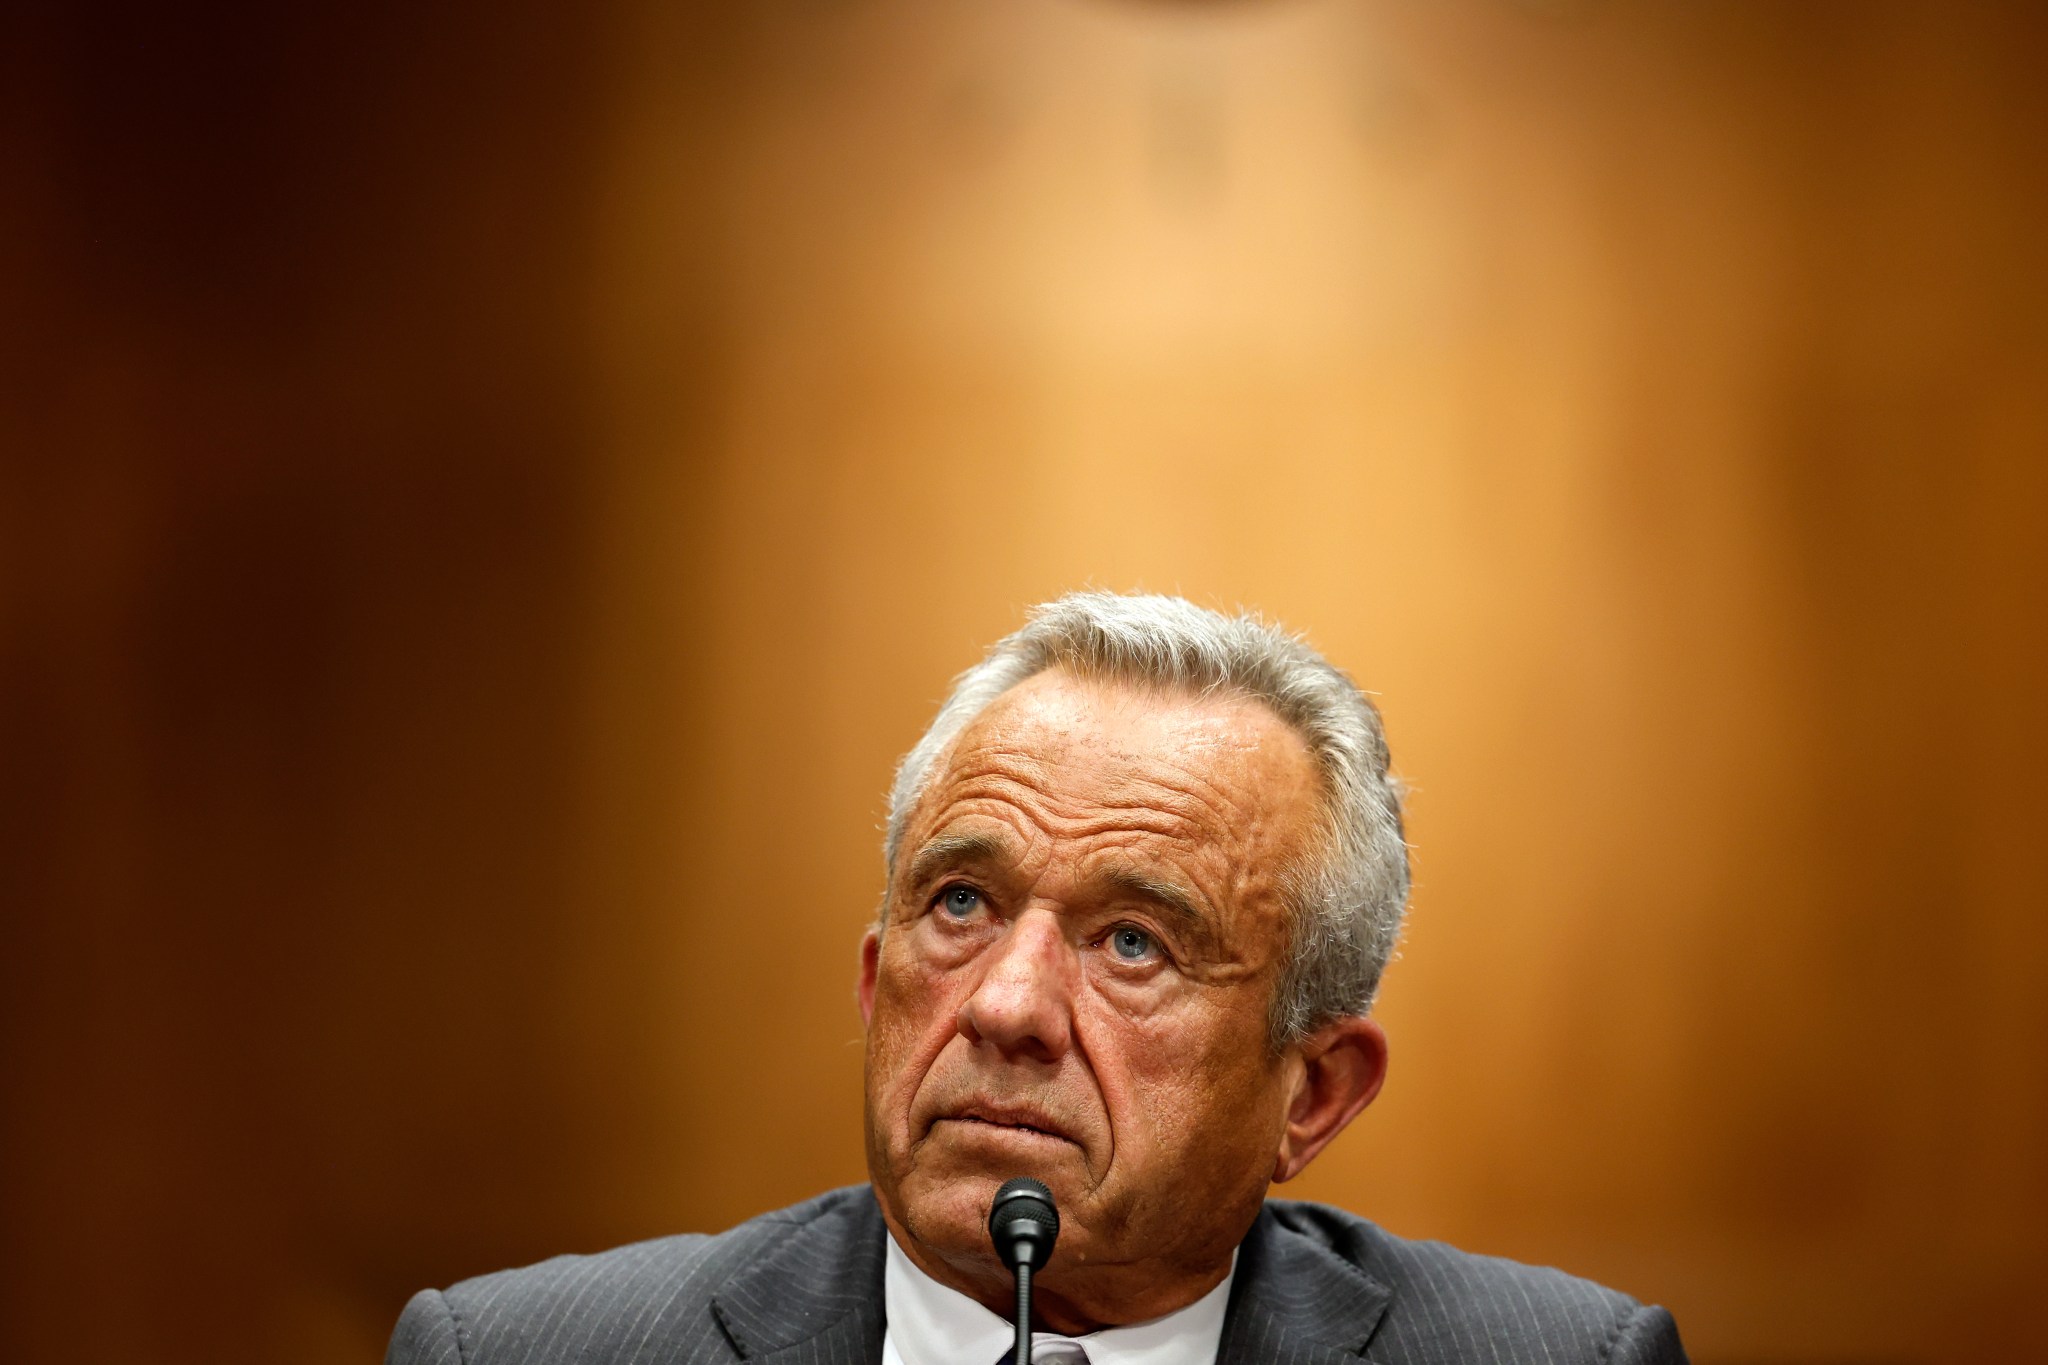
[987, 1177, 1060, 1271]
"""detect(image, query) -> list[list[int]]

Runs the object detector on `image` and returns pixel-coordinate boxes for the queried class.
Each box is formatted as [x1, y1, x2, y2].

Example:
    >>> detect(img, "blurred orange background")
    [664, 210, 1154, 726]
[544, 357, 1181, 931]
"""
[5, 2, 2045, 1363]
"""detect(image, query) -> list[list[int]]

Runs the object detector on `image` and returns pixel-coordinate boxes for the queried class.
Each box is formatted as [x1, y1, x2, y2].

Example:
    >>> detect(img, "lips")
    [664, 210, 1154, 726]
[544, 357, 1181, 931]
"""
[936, 1102, 1075, 1144]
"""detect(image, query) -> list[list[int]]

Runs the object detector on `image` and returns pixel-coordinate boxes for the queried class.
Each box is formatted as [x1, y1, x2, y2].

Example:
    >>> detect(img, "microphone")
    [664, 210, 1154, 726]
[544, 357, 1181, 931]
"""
[987, 1178, 1060, 1365]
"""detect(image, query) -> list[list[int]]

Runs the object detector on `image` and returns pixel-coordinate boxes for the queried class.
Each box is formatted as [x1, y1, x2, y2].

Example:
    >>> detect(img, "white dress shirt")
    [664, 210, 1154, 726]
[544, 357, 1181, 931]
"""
[880, 1231, 1236, 1365]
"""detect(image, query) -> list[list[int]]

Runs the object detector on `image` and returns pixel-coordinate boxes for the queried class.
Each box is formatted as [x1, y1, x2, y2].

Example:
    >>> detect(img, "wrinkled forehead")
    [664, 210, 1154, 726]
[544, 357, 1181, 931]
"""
[898, 669, 1325, 887]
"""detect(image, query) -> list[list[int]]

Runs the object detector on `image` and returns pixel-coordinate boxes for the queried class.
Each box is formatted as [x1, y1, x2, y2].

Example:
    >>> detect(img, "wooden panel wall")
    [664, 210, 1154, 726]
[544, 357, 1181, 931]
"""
[5, 3, 2044, 1362]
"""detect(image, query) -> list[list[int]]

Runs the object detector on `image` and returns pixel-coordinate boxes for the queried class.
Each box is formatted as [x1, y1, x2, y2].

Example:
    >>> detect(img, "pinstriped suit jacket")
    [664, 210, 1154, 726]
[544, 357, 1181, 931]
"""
[386, 1186, 1685, 1365]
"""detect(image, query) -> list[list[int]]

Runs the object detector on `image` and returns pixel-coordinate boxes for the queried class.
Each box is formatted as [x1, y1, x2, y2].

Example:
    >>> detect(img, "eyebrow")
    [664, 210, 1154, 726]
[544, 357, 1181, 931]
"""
[1088, 866, 1206, 930]
[903, 831, 1015, 893]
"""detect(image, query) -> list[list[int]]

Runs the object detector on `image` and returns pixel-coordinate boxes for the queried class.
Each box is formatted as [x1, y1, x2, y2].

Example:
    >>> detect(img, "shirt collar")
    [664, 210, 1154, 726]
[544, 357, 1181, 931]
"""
[882, 1230, 1236, 1365]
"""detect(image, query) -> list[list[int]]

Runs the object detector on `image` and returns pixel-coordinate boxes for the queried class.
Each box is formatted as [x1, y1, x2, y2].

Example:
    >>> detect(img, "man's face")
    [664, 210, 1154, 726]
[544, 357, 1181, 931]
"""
[859, 669, 1331, 1321]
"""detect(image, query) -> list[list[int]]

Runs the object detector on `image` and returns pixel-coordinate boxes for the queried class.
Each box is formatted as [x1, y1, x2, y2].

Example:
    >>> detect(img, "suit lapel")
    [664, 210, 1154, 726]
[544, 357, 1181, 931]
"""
[1215, 1206, 1393, 1365]
[712, 1191, 888, 1365]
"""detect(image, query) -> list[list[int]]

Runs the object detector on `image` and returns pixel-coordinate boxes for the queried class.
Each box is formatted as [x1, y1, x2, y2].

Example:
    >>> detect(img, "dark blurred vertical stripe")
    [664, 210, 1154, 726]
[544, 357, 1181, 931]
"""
[3, 2, 626, 1360]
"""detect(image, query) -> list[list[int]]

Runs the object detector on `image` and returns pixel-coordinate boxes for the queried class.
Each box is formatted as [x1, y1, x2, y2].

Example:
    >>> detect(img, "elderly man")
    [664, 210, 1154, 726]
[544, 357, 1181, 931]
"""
[388, 593, 1686, 1365]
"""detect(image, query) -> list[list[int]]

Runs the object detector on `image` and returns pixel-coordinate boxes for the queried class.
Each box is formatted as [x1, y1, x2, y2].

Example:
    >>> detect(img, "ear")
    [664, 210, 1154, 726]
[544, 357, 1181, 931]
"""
[857, 926, 881, 1027]
[1272, 1016, 1388, 1183]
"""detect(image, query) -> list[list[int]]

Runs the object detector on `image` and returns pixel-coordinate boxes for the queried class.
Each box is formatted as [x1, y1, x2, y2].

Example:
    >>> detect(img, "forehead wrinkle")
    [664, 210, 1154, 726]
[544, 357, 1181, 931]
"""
[1035, 730, 1281, 828]
[1126, 740, 1311, 831]
[915, 782, 1227, 900]
[933, 761, 1196, 842]
[916, 697, 1316, 891]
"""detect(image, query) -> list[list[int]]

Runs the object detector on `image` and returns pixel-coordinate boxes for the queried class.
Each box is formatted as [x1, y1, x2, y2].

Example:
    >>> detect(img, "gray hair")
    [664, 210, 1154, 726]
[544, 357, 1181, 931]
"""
[883, 592, 1409, 1045]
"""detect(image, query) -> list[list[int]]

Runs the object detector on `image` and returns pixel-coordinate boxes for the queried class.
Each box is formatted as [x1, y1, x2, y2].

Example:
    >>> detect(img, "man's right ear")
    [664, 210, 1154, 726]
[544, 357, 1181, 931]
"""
[857, 926, 880, 1026]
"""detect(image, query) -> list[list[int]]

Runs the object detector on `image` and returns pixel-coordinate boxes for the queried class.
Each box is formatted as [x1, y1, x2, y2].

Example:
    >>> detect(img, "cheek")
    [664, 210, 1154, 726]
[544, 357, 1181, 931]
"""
[867, 940, 966, 1098]
[1094, 1004, 1285, 1163]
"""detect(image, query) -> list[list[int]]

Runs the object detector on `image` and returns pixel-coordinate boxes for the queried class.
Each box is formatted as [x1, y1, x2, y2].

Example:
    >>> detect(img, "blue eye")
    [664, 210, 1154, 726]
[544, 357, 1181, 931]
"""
[938, 885, 984, 919]
[1110, 926, 1155, 961]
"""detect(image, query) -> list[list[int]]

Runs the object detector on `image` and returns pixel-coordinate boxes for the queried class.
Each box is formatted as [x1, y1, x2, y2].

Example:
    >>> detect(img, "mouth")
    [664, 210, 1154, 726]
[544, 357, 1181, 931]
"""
[933, 1105, 1076, 1145]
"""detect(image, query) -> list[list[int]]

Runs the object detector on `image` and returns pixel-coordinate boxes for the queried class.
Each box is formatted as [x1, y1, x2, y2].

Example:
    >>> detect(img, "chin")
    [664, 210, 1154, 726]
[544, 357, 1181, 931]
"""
[895, 1166, 1005, 1260]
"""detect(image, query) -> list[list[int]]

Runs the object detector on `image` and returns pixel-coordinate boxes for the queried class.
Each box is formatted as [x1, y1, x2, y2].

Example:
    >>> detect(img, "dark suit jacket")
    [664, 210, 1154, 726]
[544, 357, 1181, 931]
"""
[387, 1186, 1685, 1365]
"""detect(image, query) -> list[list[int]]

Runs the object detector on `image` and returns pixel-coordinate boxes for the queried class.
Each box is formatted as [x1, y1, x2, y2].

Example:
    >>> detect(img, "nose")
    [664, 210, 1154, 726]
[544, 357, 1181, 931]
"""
[956, 907, 1075, 1063]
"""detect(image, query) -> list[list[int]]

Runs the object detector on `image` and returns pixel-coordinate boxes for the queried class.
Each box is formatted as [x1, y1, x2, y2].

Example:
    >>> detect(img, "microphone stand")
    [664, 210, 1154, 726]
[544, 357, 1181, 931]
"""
[987, 1178, 1061, 1365]
[1012, 1260, 1034, 1365]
